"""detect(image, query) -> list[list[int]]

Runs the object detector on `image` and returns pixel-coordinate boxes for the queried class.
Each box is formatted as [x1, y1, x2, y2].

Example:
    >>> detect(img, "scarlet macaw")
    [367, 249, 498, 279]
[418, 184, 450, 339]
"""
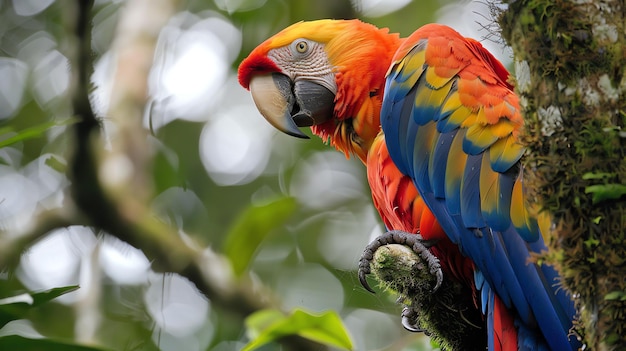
[238, 19, 579, 350]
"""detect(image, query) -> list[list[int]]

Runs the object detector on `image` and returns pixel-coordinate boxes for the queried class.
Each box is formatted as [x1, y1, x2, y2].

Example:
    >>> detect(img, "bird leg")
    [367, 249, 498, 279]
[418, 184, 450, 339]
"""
[358, 230, 443, 294]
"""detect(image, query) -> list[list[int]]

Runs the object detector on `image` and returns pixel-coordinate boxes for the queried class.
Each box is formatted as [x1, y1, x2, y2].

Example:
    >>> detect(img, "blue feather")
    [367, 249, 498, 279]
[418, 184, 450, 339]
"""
[412, 121, 438, 194]
[480, 157, 517, 232]
[379, 29, 580, 350]
[430, 130, 456, 198]
[487, 291, 496, 351]
[460, 154, 485, 228]
[412, 104, 439, 126]
[444, 129, 466, 216]
[501, 228, 578, 350]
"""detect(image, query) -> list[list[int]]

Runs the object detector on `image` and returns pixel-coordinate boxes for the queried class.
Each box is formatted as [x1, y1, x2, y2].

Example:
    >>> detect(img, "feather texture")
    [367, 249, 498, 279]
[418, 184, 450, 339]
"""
[367, 132, 476, 290]
[381, 23, 578, 350]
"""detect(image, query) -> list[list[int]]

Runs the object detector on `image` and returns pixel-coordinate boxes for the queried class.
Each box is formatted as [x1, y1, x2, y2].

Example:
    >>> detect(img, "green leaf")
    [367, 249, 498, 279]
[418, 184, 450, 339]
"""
[0, 118, 78, 149]
[222, 197, 297, 275]
[585, 184, 626, 204]
[0, 335, 111, 351]
[245, 309, 286, 340]
[605, 333, 621, 345]
[242, 308, 353, 351]
[0, 286, 79, 328]
[583, 238, 600, 249]
[582, 172, 615, 180]
[604, 291, 626, 301]
[44, 155, 67, 173]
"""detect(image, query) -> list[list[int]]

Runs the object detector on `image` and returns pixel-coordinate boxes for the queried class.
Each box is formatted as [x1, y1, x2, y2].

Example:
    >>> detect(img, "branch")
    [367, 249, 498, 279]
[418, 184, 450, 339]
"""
[369, 244, 485, 351]
[0, 208, 80, 270]
[64, 1, 326, 350]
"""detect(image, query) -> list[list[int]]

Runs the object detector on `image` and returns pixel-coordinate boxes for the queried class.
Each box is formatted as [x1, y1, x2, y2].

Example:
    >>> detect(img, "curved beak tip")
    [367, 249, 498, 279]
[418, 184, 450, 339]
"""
[248, 73, 333, 140]
[249, 73, 308, 138]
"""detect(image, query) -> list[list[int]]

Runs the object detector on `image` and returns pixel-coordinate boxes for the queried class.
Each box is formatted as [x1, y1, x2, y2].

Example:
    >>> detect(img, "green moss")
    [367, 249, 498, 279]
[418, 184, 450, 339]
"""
[370, 245, 486, 351]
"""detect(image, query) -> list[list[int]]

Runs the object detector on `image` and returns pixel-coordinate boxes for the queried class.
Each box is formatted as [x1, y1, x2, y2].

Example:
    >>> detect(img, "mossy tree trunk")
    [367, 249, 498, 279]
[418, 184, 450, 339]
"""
[499, 0, 625, 349]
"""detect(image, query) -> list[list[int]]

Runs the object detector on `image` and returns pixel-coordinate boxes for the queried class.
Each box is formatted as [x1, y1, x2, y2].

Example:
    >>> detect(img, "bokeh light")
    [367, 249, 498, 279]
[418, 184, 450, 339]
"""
[344, 309, 409, 350]
[289, 151, 366, 209]
[355, 0, 412, 17]
[100, 236, 151, 285]
[276, 263, 345, 312]
[32, 50, 70, 107]
[11, 0, 55, 16]
[145, 273, 210, 336]
[199, 100, 276, 186]
[0, 58, 28, 120]
[148, 12, 241, 128]
[18, 227, 96, 302]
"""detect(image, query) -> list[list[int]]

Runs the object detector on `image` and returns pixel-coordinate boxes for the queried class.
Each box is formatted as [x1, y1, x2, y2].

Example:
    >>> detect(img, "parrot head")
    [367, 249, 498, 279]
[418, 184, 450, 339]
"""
[238, 19, 401, 162]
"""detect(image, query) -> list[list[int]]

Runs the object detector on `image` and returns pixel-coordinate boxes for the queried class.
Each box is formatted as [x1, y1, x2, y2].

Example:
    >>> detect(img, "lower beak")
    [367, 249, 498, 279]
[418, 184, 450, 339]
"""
[248, 73, 334, 139]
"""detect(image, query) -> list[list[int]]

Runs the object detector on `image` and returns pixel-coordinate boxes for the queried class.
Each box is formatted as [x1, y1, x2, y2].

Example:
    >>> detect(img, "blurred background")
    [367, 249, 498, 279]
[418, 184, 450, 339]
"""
[0, 0, 512, 350]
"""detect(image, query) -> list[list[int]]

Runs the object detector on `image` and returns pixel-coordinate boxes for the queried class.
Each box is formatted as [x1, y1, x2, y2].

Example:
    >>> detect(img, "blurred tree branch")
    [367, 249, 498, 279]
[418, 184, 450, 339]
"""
[1, 1, 328, 350]
[0, 207, 80, 270]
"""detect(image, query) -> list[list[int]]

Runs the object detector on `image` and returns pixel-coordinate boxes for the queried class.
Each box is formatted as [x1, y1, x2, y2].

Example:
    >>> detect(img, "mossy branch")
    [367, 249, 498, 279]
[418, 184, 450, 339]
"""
[370, 244, 485, 351]
[499, 0, 626, 349]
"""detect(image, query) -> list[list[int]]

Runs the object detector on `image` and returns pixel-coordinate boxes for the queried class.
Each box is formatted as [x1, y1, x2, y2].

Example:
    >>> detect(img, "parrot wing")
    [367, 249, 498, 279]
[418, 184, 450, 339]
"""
[380, 24, 577, 350]
[367, 132, 479, 288]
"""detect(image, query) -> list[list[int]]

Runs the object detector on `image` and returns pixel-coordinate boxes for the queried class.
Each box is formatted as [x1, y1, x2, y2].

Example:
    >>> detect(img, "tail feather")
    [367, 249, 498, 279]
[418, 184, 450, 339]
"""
[492, 293, 517, 351]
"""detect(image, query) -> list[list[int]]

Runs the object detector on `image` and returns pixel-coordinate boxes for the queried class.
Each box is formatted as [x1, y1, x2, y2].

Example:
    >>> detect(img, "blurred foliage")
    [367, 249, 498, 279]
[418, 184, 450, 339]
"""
[0, 285, 78, 328]
[0, 0, 488, 350]
[243, 309, 352, 351]
[222, 196, 297, 276]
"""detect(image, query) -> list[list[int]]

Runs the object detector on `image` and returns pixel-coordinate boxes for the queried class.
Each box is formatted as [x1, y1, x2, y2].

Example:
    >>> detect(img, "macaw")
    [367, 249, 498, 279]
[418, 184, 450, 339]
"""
[238, 19, 579, 350]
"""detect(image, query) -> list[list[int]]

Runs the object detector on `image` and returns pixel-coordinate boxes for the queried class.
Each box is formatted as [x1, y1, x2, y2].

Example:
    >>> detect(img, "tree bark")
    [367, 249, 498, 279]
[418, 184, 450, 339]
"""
[499, 1, 625, 349]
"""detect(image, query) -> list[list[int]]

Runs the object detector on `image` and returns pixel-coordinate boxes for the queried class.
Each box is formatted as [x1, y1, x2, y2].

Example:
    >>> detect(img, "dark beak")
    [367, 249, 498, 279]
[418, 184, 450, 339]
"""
[248, 73, 334, 139]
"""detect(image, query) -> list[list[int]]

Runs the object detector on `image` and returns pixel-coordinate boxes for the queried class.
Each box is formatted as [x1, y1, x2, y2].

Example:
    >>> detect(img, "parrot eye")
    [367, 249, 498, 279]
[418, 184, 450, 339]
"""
[294, 40, 309, 54]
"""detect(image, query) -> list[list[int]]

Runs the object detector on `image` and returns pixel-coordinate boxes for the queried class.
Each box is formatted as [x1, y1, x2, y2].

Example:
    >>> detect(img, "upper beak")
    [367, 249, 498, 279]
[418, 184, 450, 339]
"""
[249, 73, 335, 139]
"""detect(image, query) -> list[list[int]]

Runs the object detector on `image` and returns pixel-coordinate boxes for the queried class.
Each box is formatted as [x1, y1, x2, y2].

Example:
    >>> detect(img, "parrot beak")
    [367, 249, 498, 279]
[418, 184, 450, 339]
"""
[249, 73, 334, 139]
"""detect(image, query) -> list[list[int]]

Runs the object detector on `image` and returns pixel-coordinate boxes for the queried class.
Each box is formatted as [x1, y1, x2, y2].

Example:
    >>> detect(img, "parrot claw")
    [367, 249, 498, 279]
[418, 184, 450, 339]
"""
[358, 230, 443, 294]
[358, 249, 375, 293]
[401, 307, 424, 333]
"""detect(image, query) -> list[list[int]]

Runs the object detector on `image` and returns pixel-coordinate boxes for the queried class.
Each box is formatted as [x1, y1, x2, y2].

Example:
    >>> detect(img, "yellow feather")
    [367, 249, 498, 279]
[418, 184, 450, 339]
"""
[425, 67, 454, 89]
[447, 105, 473, 127]
[402, 48, 427, 76]
[465, 122, 498, 151]
[510, 178, 540, 242]
[488, 120, 515, 138]
[415, 75, 454, 109]
[445, 129, 467, 213]
[479, 152, 500, 218]
[489, 135, 524, 171]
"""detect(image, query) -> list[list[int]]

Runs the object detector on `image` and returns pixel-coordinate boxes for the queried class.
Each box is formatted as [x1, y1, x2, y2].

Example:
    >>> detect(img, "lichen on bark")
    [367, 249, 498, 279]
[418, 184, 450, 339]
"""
[499, 0, 626, 349]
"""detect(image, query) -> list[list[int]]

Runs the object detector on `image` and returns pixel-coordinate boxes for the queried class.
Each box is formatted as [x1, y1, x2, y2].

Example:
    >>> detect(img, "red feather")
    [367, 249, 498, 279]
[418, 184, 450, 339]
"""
[494, 294, 517, 351]
[367, 134, 478, 293]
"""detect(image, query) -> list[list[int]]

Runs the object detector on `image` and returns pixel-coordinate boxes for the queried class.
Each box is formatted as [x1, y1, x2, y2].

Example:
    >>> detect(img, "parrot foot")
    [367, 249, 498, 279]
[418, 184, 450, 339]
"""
[358, 230, 443, 294]
[401, 306, 425, 333]
[358, 231, 486, 349]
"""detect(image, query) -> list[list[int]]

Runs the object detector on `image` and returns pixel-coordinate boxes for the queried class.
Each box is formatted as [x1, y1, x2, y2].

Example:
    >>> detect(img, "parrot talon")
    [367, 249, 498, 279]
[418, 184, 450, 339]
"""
[358, 230, 443, 294]
[401, 307, 424, 333]
[358, 267, 375, 293]
[358, 247, 376, 293]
